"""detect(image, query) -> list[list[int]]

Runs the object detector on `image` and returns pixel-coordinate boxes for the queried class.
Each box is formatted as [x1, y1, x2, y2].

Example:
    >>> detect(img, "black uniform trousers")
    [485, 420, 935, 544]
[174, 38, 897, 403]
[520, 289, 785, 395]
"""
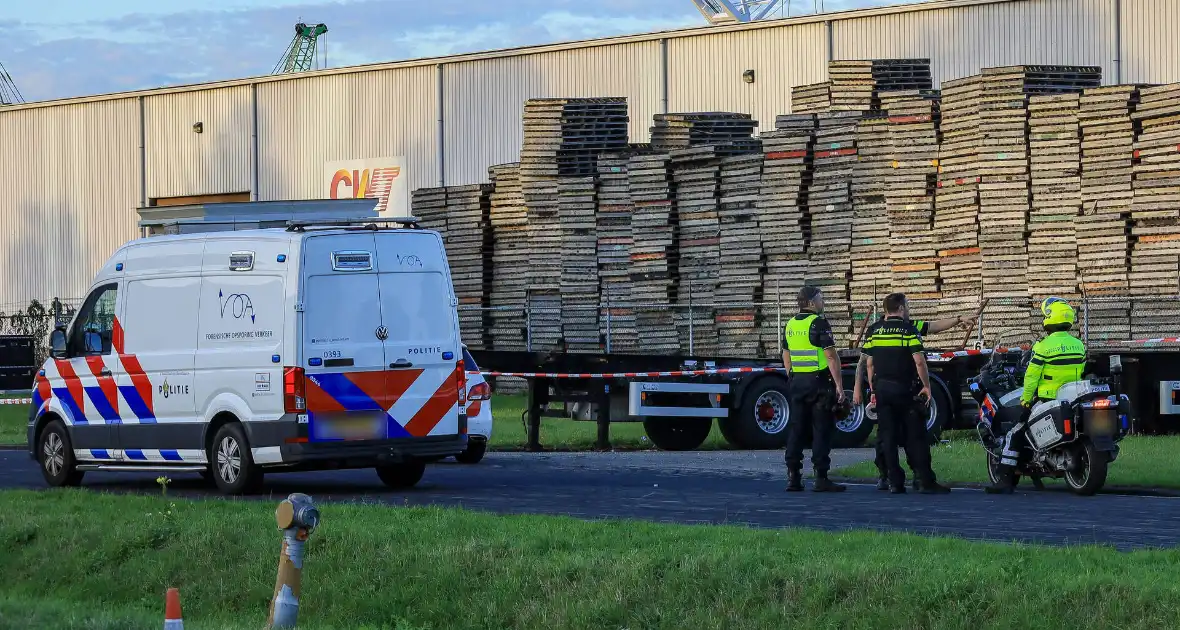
[784, 372, 837, 475]
[873, 379, 936, 488]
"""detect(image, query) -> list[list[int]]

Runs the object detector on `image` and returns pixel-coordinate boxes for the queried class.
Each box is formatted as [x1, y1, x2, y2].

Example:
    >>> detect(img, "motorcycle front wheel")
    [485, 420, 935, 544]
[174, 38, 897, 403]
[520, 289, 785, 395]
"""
[986, 451, 1022, 488]
[1064, 438, 1109, 496]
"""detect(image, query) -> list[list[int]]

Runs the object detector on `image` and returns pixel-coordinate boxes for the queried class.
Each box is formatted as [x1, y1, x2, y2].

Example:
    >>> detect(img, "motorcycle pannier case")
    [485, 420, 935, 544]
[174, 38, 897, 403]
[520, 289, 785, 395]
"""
[1027, 400, 1070, 450]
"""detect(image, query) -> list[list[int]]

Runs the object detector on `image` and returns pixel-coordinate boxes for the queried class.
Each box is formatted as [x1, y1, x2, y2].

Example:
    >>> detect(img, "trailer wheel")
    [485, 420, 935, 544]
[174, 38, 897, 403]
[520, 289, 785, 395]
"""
[719, 379, 791, 450]
[832, 385, 874, 449]
[643, 417, 712, 451]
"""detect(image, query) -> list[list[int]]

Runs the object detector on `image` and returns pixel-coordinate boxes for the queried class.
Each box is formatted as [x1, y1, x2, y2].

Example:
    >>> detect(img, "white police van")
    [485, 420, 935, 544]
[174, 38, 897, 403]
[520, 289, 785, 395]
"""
[28, 202, 468, 494]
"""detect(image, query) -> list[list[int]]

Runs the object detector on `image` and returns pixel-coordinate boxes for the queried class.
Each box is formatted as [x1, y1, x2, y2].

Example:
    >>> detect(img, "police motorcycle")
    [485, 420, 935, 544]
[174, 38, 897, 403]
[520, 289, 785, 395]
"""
[968, 338, 1132, 496]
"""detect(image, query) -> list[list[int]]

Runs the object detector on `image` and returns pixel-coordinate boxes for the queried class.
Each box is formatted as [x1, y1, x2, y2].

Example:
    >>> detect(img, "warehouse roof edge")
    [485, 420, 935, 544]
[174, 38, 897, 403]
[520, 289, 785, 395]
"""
[1, 0, 1024, 112]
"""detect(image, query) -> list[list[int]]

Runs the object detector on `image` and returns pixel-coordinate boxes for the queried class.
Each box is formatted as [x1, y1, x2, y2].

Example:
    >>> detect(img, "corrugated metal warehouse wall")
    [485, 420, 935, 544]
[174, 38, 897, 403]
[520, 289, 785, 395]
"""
[0, 99, 140, 306]
[257, 66, 438, 203]
[0, 0, 1178, 306]
[145, 86, 253, 200]
[443, 41, 664, 185]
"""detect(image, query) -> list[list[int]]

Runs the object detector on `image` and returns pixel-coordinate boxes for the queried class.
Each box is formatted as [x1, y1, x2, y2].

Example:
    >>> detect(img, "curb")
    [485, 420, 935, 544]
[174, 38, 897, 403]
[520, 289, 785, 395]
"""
[0, 444, 26, 452]
[830, 476, 1180, 498]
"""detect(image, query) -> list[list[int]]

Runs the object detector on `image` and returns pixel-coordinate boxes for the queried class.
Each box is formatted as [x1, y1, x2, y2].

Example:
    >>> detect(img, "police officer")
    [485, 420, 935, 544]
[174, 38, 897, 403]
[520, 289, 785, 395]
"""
[853, 306, 981, 490]
[862, 293, 951, 494]
[782, 285, 846, 493]
[986, 297, 1086, 495]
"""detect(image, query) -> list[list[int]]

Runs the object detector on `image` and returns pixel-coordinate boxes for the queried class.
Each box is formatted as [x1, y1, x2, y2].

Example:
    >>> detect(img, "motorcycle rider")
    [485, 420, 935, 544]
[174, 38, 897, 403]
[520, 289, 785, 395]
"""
[985, 297, 1087, 495]
[852, 306, 982, 491]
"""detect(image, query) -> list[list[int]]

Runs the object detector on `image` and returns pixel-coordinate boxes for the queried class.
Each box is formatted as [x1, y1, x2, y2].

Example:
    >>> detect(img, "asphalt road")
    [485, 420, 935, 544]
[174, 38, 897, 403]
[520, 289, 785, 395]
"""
[4, 449, 1179, 551]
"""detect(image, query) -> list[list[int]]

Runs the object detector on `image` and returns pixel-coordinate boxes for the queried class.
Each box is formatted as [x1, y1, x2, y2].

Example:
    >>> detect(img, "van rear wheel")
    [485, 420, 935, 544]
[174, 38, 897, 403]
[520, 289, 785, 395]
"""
[211, 423, 263, 495]
[376, 461, 427, 489]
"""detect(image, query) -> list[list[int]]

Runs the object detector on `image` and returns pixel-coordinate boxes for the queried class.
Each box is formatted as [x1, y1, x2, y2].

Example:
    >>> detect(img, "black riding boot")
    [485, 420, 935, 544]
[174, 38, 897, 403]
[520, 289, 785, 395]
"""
[985, 466, 1016, 495]
[786, 470, 804, 492]
[813, 474, 846, 493]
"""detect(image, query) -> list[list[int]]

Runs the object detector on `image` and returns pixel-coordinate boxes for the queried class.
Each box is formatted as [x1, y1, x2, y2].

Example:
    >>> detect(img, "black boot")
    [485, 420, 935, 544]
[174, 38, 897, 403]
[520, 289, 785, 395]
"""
[985, 467, 1015, 495]
[919, 480, 952, 495]
[786, 470, 804, 492]
[813, 475, 846, 493]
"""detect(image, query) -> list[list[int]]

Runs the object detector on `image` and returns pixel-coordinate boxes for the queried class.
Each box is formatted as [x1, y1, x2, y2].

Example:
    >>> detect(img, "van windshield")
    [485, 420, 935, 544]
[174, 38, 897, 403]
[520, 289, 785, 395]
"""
[379, 271, 455, 343]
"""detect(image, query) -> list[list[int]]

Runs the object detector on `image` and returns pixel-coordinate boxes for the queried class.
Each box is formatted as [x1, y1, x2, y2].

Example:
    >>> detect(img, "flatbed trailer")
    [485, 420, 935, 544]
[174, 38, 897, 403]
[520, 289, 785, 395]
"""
[471, 341, 1178, 452]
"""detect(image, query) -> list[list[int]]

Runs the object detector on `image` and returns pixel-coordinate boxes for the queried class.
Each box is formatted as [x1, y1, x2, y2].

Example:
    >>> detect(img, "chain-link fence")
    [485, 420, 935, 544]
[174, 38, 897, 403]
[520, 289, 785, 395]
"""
[0, 298, 82, 367]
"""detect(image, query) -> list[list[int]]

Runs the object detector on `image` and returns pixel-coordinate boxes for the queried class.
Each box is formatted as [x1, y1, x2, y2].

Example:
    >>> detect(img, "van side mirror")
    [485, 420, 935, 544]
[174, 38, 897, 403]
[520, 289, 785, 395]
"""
[49, 328, 68, 359]
[84, 331, 104, 354]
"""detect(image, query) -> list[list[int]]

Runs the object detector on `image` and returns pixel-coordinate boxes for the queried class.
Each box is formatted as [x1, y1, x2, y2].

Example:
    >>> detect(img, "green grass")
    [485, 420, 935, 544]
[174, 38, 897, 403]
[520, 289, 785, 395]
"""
[486, 394, 731, 451]
[0, 395, 28, 446]
[4, 490, 1180, 630]
[834, 434, 1180, 489]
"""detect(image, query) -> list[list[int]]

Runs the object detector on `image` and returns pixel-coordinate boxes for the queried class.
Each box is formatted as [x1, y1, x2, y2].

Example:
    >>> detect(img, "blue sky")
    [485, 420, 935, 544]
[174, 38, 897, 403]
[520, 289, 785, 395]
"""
[4, 0, 920, 102]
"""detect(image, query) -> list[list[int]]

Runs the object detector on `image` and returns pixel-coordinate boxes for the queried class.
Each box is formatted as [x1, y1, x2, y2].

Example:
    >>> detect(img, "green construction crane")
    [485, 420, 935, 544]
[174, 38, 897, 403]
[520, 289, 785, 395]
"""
[272, 22, 329, 75]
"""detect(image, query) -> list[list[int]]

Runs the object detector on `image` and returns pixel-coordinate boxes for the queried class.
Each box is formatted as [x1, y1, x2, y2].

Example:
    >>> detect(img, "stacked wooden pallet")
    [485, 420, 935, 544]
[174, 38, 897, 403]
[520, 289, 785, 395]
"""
[1027, 94, 1082, 309]
[849, 115, 893, 307]
[885, 96, 942, 300]
[790, 83, 832, 115]
[1079, 85, 1137, 342]
[671, 148, 723, 355]
[559, 177, 601, 353]
[442, 184, 494, 350]
[1129, 83, 1180, 339]
[758, 114, 816, 356]
[596, 153, 639, 353]
[520, 97, 629, 351]
[977, 67, 1034, 329]
[650, 113, 760, 152]
[933, 75, 984, 331]
[411, 187, 448, 232]
[829, 59, 933, 111]
[487, 163, 530, 351]
[716, 153, 765, 357]
[629, 152, 681, 354]
[806, 111, 861, 343]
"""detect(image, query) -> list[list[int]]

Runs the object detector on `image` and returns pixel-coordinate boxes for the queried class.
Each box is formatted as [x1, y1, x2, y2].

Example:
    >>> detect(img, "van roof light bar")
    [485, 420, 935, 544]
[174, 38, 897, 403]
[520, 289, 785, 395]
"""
[285, 216, 423, 232]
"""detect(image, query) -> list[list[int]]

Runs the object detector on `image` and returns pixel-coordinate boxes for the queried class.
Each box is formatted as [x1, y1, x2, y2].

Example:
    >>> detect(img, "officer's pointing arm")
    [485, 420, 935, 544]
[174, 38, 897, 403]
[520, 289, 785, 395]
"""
[925, 315, 970, 335]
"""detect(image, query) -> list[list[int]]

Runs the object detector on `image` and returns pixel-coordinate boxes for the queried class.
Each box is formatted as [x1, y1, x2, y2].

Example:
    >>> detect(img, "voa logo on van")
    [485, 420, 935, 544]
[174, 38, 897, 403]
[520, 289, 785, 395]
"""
[158, 379, 190, 399]
[407, 346, 443, 356]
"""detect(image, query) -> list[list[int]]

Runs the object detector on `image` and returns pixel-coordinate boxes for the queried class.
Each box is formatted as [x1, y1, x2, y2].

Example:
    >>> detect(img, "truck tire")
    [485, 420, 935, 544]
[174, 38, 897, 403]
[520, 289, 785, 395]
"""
[832, 384, 873, 449]
[720, 379, 791, 450]
[643, 417, 712, 451]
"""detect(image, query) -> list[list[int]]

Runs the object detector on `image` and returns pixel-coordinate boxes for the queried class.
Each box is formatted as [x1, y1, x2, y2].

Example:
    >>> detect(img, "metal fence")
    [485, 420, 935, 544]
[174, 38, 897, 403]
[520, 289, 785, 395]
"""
[461, 293, 1178, 357]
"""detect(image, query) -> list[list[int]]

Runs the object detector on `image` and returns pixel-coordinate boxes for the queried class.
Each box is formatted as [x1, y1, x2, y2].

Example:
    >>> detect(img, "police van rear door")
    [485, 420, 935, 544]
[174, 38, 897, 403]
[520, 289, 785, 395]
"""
[373, 230, 463, 438]
[300, 232, 396, 442]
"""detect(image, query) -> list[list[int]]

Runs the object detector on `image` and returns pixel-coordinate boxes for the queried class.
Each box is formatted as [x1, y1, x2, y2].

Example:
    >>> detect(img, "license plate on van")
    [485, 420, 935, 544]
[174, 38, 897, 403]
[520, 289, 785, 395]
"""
[310, 413, 388, 441]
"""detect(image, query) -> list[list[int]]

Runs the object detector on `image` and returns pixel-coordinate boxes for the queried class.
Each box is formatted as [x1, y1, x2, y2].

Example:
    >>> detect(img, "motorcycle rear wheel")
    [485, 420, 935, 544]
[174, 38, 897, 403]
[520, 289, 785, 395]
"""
[1064, 438, 1108, 496]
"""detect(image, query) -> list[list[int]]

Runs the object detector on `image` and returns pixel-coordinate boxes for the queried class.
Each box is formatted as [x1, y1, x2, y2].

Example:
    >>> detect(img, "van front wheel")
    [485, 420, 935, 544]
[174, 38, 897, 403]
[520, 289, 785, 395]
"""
[38, 420, 84, 487]
[210, 423, 262, 495]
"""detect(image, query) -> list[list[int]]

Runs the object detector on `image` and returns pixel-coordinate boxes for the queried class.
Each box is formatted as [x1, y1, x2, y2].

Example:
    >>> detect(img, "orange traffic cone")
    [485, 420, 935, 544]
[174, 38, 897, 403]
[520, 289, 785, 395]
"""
[164, 587, 184, 630]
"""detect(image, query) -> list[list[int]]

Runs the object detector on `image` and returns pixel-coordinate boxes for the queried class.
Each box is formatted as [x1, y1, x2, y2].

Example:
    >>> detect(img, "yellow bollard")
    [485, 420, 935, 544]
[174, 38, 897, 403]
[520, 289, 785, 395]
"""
[267, 493, 320, 629]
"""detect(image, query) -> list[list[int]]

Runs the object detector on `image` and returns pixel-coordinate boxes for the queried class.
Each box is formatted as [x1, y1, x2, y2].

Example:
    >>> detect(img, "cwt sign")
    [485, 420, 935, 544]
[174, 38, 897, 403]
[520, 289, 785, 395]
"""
[325, 157, 408, 215]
